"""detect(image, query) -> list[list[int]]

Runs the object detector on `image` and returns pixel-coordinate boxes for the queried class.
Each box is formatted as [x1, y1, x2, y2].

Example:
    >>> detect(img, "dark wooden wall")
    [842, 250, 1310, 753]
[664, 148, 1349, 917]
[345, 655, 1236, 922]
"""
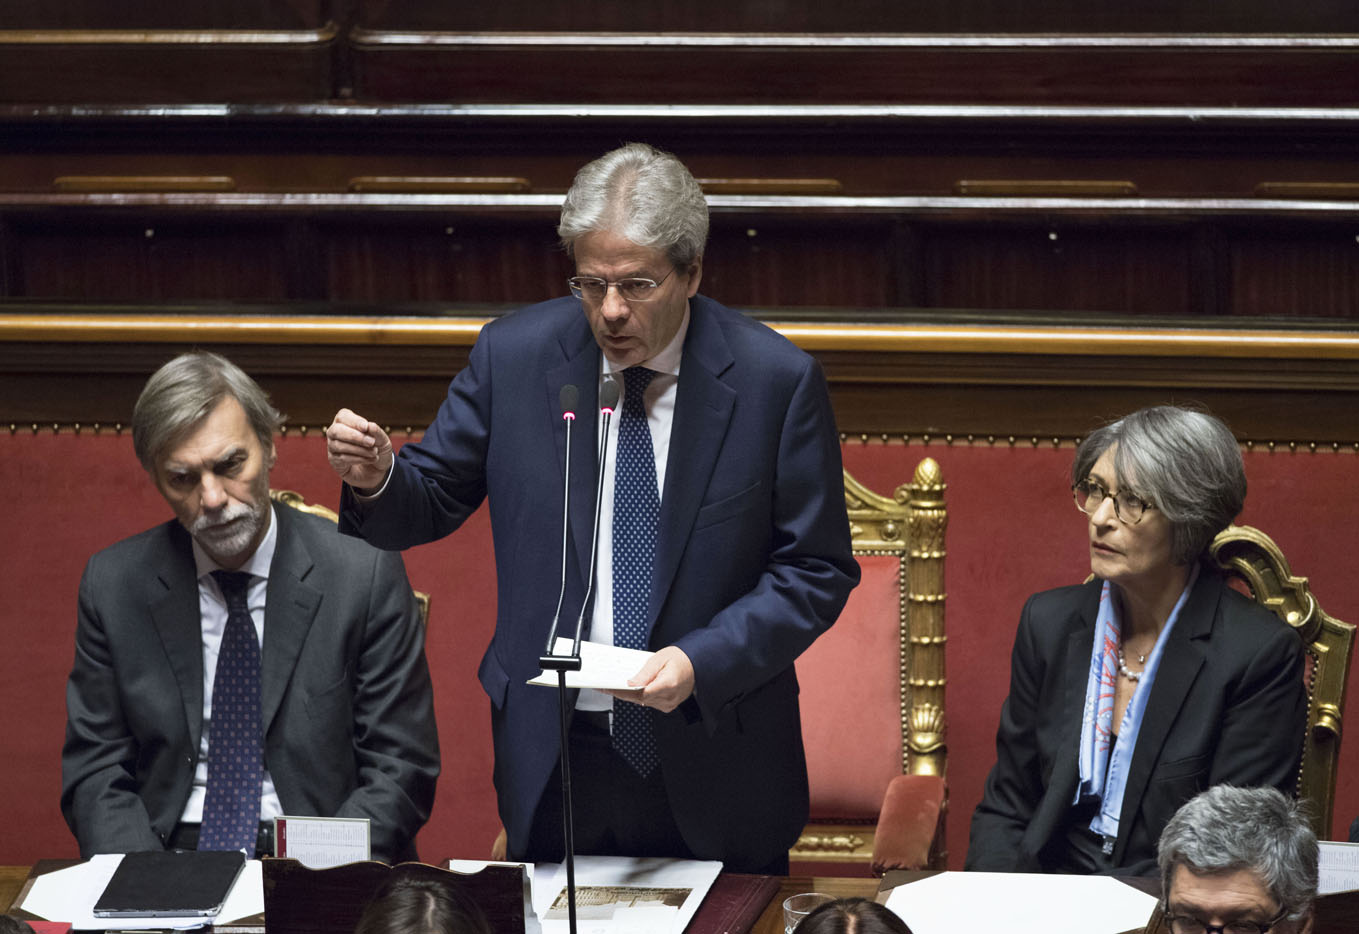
[4, 112, 1359, 319]
[4, 4, 1359, 322]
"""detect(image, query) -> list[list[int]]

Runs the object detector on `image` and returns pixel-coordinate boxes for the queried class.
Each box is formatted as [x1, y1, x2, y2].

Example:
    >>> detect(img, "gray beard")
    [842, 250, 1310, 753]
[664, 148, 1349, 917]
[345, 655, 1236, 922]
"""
[191, 501, 264, 562]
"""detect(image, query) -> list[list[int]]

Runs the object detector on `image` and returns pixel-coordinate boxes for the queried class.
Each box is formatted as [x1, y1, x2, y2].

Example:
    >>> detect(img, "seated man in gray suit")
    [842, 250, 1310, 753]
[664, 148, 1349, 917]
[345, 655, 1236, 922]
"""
[61, 351, 439, 862]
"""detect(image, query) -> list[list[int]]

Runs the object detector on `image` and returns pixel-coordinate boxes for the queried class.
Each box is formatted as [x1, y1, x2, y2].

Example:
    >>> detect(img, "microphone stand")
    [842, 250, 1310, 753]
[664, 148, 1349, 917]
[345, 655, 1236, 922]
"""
[538, 379, 618, 934]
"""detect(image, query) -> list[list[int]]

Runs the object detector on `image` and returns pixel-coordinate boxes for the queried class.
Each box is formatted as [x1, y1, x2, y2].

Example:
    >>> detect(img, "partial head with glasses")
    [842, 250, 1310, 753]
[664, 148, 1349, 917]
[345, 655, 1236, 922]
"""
[558, 143, 707, 368]
[1157, 786, 1317, 934]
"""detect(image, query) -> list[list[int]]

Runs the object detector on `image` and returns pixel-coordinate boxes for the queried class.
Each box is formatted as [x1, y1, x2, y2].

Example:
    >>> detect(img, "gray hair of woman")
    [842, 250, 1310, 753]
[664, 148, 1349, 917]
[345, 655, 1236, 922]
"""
[557, 142, 709, 269]
[1158, 785, 1319, 924]
[132, 351, 285, 473]
[1072, 405, 1245, 565]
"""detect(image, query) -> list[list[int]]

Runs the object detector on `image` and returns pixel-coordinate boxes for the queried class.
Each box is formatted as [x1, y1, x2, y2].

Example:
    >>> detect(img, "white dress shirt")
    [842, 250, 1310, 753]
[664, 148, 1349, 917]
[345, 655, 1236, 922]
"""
[576, 307, 690, 712]
[180, 504, 283, 824]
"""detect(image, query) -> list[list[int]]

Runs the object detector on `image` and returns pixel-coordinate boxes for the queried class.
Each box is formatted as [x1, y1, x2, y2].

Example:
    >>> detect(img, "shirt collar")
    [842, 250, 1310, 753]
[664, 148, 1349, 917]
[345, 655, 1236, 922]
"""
[192, 503, 279, 583]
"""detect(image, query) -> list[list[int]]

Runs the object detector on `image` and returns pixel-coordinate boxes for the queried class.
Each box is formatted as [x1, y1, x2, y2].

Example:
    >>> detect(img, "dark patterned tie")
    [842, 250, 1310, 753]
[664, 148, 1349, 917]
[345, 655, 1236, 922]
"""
[199, 570, 263, 853]
[611, 366, 660, 776]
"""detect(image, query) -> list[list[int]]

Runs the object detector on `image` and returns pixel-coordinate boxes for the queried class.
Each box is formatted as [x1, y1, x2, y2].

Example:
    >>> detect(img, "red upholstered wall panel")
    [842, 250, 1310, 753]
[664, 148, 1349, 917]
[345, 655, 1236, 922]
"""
[841, 440, 1359, 869]
[2, 431, 1357, 872]
[798, 554, 905, 819]
[0, 431, 501, 866]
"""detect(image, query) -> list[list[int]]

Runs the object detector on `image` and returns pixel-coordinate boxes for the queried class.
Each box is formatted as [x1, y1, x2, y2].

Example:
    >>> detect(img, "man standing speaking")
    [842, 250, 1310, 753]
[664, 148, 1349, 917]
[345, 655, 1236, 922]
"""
[326, 143, 858, 873]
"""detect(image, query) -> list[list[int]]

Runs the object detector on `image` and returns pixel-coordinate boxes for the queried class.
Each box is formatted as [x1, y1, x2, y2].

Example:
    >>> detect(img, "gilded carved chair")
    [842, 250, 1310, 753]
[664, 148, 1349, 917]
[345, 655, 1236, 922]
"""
[1208, 524, 1355, 839]
[268, 489, 431, 627]
[790, 459, 948, 873]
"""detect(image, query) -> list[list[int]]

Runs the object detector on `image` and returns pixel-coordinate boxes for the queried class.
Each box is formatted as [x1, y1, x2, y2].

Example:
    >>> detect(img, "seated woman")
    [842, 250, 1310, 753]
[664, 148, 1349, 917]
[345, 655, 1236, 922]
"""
[966, 405, 1307, 876]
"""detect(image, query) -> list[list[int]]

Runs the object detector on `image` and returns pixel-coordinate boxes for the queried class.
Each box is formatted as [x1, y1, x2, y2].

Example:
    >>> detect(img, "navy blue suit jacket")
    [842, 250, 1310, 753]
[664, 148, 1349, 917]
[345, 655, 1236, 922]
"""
[341, 295, 859, 870]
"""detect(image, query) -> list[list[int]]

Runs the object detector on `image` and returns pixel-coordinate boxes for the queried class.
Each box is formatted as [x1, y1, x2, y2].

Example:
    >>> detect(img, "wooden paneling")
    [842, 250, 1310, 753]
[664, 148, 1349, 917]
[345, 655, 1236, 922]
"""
[922, 223, 1197, 315]
[347, 37, 1359, 108]
[0, 26, 336, 104]
[5, 105, 1359, 200]
[11, 217, 293, 300]
[3, 191, 1359, 318]
[355, 0, 1359, 32]
[318, 217, 570, 304]
[1230, 231, 1359, 318]
[0, 1, 326, 29]
[702, 218, 903, 309]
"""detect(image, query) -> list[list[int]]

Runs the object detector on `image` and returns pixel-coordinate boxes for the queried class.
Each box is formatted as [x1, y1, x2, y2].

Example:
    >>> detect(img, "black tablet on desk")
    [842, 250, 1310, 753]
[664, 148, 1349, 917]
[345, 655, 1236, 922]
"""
[93, 850, 247, 919]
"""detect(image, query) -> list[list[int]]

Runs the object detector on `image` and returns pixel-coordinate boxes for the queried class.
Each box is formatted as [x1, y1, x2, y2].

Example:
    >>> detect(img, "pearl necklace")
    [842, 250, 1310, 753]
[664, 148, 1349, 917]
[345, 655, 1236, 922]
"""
[1117, 645, 1147, 681]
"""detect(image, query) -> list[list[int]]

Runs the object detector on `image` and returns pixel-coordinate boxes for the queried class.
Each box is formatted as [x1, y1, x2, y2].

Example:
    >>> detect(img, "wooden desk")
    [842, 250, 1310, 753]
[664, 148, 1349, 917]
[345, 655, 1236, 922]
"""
[751, 875, 881, 934]
[0, 865, 29, 912]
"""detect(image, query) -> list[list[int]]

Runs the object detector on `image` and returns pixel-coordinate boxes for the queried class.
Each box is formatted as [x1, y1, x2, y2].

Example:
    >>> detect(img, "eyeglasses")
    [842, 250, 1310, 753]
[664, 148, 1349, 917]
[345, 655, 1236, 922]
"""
[567, 268, 674, 303]
[1163, 905, 1288, 934]
[1072, 478, 1155, 525]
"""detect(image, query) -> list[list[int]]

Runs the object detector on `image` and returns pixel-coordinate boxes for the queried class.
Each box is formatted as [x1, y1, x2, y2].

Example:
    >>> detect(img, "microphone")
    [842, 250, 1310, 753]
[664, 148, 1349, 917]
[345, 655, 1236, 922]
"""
[569, 376, 620, 652]
[542, 385, 580, 657]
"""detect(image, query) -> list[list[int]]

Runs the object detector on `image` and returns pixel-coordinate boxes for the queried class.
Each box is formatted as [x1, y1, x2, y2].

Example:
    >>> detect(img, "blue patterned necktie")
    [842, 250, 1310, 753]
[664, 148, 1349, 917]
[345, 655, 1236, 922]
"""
[612, 366, 660, 776]
[199, 570, 263, 853]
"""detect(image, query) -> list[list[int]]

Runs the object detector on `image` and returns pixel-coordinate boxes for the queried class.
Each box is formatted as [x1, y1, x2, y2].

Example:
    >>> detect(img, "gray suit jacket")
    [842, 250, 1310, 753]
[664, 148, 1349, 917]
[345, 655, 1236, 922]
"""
[61, 502, 439, 862]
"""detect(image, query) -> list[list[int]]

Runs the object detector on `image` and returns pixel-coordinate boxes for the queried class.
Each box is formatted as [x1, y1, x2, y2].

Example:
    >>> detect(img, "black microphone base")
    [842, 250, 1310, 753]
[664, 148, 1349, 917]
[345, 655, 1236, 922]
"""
[539, 655, 583, 672]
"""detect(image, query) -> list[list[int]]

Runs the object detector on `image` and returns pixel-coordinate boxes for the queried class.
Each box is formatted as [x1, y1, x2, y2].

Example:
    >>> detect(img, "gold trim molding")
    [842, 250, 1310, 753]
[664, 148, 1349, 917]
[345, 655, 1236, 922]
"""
[4, 313, 1359, 360]
[7, 423, 1358, 454]
[842, 434, 1359, 454]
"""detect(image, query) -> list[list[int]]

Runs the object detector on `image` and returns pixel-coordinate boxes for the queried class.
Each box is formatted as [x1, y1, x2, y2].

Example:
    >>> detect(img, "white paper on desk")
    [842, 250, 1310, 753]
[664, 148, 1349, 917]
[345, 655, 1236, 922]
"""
[18, 854, 264, 931]
[527, 639, 655, 691]
[885, 871, 1157, 934]
[1319, 841, 1359, 894]
[533, 856, 722, 934]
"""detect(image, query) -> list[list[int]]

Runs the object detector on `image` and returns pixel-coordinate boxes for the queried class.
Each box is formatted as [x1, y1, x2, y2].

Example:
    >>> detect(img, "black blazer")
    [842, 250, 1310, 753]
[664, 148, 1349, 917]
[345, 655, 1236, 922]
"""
[967, 567, 1307, 875]
[61, 503, 440, 863]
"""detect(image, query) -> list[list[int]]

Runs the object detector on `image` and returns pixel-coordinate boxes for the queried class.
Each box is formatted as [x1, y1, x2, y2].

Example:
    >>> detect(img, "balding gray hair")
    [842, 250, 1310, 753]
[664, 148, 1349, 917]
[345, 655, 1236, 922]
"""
[557, 142, 709, 268]
[132, 351, 284, 472]
[1159, 786, 1318, 923]
[1073, 405, 1245, 565]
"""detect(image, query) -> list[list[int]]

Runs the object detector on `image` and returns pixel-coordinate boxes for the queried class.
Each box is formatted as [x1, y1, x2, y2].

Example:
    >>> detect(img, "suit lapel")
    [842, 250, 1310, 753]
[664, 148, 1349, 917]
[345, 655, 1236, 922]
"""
[261, 507, 323, 733]
[651, 299, 736, 630]
[1029, 593, 1100, 853]
[546, 316, 604, 606]
[1113, 569, 1215, 861]
[149, 525, 207, 753]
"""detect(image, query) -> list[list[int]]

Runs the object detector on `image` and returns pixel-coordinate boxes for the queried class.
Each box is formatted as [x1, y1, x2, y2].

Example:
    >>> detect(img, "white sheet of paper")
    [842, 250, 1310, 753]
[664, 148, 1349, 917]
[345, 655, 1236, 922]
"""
[1319, 841, 1359, 894]
[17, 853, 264, 930]
[275, 814, 370, 868]
[884, 871, 1157, 934]
[527, 638, 655, 691]
[532, 855, 722, 934]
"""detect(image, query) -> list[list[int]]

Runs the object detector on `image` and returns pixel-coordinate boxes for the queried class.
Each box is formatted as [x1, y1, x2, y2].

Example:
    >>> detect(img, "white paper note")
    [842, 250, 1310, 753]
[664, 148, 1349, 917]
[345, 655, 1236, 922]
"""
[528, 638, 655, 691]
[885, 871, 1157, 934]
[275, 814, 370, 868]
[1319, 841, 1359, 894]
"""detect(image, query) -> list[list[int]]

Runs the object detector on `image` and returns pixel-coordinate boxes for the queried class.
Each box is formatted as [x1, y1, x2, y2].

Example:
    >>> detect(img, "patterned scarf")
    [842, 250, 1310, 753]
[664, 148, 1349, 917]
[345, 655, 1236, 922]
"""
[1074, 563, 1198, 852]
